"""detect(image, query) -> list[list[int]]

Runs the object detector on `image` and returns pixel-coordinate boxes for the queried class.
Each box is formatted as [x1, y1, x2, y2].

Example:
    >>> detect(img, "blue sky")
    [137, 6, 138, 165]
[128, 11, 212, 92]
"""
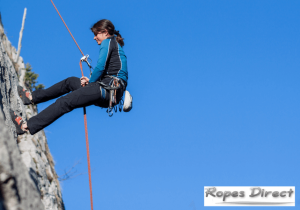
[1, 0, 300, 209]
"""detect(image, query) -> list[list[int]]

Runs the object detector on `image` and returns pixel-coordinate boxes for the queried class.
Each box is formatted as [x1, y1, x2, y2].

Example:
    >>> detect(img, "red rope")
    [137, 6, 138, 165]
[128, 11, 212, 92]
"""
[50, 1, 94, 210]
[50, 0, 84, 58]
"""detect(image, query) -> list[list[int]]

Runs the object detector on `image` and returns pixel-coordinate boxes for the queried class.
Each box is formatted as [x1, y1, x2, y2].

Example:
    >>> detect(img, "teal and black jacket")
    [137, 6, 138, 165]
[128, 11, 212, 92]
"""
[89, 36, 128, 86]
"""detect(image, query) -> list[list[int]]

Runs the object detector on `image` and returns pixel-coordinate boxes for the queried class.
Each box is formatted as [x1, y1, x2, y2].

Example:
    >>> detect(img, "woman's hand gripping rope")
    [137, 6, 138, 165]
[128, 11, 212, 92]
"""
[80, 76, 90, 87]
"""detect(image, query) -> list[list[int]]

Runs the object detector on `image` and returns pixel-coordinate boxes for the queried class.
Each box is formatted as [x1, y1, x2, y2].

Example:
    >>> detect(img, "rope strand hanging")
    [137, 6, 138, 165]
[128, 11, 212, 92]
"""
[49, 1, 94, 210]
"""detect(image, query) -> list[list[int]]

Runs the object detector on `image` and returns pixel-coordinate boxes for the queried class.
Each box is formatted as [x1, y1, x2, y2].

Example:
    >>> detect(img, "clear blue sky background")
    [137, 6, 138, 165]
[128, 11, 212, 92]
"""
[1, 0, 300, 209]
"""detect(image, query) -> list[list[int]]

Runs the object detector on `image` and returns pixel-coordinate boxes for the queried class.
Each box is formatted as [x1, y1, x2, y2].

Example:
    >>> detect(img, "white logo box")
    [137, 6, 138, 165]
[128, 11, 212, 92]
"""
[204, 186, 295, 206]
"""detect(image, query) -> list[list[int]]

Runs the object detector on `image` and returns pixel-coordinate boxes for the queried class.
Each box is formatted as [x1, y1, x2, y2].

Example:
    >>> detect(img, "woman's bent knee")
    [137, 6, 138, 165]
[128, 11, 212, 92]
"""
[67, 76, 80, 83]
[66, 76, 81, 91]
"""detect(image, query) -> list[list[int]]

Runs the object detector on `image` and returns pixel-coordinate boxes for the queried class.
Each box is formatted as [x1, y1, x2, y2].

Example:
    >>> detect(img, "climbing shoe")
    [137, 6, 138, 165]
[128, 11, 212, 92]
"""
[10, 110, 26, 135]
[17, 86, 33, 105]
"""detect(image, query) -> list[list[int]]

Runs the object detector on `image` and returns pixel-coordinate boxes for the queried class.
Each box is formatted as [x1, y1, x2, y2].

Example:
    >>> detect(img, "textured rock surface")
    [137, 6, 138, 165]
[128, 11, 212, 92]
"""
[0, 106, 44, 210]
[0, 17, 64, 210]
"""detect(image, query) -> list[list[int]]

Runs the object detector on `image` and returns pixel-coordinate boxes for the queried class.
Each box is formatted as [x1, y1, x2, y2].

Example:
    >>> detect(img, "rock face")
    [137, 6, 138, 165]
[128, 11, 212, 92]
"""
[0, 106, 45, 210]
[0, 17, 64, 210]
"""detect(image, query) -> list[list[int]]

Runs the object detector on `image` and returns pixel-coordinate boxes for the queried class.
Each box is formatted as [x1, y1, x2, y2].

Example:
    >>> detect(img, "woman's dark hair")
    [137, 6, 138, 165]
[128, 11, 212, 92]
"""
[91, 19, 124, 47]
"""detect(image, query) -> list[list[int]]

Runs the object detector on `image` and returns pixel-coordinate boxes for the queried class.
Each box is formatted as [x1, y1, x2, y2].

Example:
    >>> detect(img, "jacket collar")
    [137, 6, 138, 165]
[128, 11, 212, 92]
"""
[107, 36, 115, 40]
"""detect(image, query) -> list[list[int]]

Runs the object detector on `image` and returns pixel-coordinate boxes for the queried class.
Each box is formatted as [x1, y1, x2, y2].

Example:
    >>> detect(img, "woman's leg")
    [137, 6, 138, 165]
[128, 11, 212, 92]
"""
[27, 82, 101, 135]
[32, 76, 81, 104]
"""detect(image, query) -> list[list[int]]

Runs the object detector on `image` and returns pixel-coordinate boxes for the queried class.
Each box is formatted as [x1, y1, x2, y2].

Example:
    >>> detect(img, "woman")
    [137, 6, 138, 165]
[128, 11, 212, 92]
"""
[11, 19, 128, 135]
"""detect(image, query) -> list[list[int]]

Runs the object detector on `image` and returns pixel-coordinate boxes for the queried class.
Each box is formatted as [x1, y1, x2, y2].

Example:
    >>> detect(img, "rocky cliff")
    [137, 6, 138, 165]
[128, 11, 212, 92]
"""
[0, 17, 64, 210]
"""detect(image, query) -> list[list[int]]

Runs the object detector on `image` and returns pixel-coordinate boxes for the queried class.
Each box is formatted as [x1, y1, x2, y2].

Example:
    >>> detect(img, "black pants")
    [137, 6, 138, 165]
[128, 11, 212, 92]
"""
[27, 77, 122, 135]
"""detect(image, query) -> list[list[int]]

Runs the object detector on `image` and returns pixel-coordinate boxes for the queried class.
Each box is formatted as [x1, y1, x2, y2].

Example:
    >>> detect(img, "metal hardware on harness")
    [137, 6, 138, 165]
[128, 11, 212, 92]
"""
[112, 79, 120, 105]
[80, 54, 89, 61]
[100, 76, 125, 117]
[80, 54, 93, 76]
[108, 78, 119, 117]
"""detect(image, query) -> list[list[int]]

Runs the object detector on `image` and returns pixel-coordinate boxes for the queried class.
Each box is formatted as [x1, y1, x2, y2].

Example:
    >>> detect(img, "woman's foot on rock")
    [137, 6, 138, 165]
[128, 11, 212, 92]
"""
[17, 86, 33, 105]
[9, 110, 28, 135]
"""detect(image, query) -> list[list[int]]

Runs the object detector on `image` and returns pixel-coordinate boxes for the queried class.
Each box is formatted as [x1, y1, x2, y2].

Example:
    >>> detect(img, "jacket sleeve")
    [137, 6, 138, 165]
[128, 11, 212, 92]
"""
[89, 39, 111, 83]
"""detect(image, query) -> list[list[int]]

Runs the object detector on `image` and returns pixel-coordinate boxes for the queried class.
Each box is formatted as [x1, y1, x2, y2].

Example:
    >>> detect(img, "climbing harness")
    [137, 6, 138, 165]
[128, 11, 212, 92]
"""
[49, 1, 94, 210]
[97, 75, 126, 117]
